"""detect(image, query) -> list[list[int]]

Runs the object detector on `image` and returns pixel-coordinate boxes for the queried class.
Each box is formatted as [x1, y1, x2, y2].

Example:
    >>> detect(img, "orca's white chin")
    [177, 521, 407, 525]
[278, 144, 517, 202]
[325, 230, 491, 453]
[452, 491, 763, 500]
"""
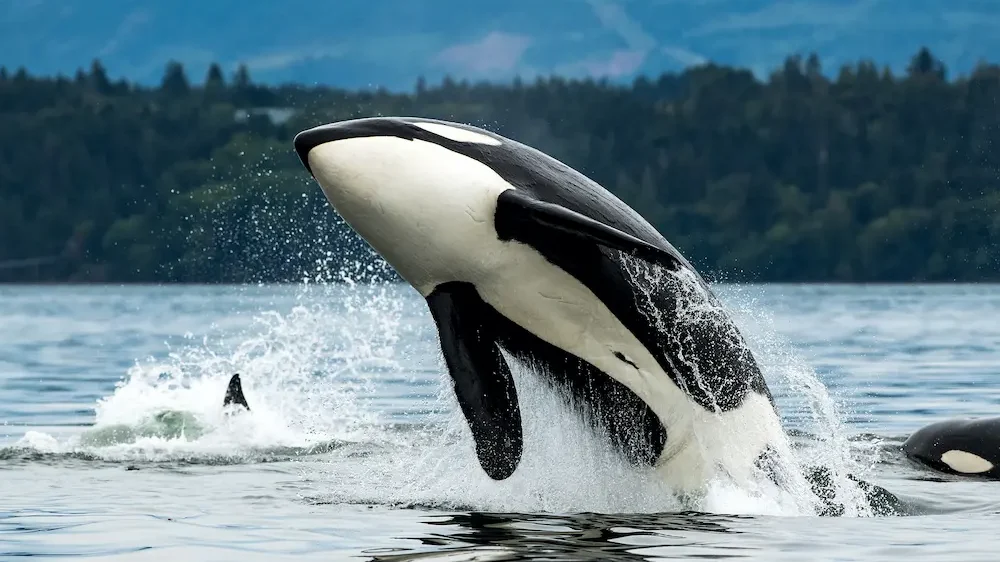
[297, 134, 514, 296]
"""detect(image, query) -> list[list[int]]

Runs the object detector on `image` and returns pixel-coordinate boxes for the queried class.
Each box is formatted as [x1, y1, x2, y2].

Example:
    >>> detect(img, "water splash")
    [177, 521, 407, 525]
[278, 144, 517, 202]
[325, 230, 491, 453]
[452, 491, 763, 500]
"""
[10, 278, 409, 464]
[302, 356, 690, 513]
[614, 254, 891, 517]
[716, 283, 889, 517]
[7, 259, 892, 517]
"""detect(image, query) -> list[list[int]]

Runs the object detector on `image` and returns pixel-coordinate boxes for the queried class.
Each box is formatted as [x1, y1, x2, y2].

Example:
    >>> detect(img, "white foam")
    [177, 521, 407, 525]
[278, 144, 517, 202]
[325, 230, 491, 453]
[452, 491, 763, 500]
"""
[715, 284, 886, 517]
[306, 360, 686, 513]
[17, 431, 60, 452]
[16, 282, 406, 462]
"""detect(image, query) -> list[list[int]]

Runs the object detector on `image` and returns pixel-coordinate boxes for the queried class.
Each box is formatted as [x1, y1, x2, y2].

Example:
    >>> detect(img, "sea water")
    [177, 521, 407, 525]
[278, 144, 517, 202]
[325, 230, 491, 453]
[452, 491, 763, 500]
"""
[2, 283, 1000, 560]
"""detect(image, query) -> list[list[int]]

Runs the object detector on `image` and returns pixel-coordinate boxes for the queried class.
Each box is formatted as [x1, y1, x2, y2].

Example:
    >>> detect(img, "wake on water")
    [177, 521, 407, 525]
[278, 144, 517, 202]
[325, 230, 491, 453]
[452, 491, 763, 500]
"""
[8, 263, 890, 518]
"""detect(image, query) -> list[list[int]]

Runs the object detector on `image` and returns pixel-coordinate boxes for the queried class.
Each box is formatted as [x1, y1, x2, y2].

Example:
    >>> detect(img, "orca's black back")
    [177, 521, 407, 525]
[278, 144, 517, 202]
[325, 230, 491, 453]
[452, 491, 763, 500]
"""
[903, 418, 1000, 479]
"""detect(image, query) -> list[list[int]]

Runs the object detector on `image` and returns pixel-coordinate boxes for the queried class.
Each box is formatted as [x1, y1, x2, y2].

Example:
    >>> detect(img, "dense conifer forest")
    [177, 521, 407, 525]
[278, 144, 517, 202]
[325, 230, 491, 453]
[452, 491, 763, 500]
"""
[1, 48, 997, 283]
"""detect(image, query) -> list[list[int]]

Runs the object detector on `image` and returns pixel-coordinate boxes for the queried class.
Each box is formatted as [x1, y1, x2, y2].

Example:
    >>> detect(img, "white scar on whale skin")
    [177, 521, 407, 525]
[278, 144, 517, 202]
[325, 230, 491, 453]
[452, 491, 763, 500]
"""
[413, 122, 503, 146]
[941, 450, 994, 473]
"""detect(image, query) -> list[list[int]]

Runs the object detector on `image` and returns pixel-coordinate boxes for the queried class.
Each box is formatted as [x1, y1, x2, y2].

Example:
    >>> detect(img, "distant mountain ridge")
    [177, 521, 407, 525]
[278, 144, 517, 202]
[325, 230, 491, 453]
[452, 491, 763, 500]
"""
[3, 0, 998, 90]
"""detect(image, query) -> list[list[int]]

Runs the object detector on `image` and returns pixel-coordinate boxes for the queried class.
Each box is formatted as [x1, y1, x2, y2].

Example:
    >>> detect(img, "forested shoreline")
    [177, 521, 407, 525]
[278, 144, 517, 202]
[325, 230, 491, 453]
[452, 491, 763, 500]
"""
[1, 48, 998, 284]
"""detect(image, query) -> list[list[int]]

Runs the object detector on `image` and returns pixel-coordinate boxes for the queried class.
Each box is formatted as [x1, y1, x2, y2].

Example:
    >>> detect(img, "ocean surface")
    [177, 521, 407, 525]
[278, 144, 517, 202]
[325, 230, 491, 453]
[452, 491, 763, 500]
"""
[2, 282, 1000, 561]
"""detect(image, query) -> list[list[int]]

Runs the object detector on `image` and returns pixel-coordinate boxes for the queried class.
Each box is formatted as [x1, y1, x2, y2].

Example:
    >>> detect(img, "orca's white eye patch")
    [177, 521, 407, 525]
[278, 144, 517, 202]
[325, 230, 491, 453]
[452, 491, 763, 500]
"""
[941, 449, 994, 473]
[413, 122, 503, 146]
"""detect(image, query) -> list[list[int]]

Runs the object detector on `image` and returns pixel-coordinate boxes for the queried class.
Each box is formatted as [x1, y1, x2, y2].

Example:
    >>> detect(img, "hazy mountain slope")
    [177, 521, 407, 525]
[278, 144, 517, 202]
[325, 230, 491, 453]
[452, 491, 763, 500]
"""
[2, 0, 996, 89]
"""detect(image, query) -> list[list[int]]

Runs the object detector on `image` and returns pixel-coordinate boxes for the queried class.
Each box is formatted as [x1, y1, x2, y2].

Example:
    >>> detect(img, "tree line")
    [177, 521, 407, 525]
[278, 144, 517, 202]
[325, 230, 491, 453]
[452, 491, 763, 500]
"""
[1, 48, 997, 284]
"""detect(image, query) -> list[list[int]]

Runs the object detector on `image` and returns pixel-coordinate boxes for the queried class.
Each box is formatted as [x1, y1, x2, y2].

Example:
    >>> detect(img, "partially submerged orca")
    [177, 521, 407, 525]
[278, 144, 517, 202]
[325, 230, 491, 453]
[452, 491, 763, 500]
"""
[903, 417, 1000, 480]
[80, 373, 251, 448]
[291, 117, 806, 498]
[223, 373, 251, 411]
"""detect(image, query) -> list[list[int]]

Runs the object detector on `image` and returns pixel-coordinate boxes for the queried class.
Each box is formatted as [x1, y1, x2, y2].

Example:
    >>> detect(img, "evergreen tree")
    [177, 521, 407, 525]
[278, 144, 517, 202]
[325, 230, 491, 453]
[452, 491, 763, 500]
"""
[160, 60, 190, 95]
[89, 59, 112, 94]
[206, 63, 226, 88]
[0, 48, 998, 283]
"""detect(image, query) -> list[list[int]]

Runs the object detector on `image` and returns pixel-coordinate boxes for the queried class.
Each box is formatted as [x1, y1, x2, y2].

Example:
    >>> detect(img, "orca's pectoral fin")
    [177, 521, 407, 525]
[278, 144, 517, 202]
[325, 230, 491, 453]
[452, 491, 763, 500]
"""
[223, 373, 250, 411]
[494, 189, 683, 271]
[426, 282, 523, 480]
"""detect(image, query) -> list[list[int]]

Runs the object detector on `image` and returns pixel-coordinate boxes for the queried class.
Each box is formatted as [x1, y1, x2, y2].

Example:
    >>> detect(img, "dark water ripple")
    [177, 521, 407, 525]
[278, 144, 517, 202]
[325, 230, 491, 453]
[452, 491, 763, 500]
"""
[0, 440, 349, 465]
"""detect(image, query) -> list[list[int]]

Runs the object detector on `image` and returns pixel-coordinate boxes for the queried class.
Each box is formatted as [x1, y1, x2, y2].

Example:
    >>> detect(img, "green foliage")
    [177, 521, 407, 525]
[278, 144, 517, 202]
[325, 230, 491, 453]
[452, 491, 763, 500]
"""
[0, 50, 998, 283]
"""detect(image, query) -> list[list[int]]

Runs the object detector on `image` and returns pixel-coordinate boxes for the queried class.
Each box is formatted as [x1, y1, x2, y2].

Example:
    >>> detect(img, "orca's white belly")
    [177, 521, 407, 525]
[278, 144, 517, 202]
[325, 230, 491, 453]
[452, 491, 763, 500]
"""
[464, 240, 784, 492]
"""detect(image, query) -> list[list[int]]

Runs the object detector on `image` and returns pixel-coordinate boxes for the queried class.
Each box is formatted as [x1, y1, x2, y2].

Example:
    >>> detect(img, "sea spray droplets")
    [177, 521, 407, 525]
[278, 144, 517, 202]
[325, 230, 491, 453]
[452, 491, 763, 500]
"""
[308, 356, 686, 514]
[616, 253, 888, 515]
[715, 284, 888, 516]
[619, 254, 726, 413]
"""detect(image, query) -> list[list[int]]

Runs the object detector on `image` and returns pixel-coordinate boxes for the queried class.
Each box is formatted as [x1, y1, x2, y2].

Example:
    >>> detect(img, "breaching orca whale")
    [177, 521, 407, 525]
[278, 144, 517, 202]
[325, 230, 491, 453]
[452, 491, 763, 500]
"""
[292, 117, 796, 495]
[903, 417, 1000, 480]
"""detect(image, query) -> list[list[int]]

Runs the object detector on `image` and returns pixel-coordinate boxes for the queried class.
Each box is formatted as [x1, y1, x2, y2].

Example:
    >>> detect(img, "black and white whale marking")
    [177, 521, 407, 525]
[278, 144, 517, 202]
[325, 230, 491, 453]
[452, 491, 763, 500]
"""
[292, 117, 797, 494]
[903, 418, 1000, 479]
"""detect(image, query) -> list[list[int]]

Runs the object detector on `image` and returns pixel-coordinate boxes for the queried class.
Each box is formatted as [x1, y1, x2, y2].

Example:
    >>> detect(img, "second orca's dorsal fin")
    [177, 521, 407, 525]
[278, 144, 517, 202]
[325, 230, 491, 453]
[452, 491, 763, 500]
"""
[223, 373, 250, 411]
